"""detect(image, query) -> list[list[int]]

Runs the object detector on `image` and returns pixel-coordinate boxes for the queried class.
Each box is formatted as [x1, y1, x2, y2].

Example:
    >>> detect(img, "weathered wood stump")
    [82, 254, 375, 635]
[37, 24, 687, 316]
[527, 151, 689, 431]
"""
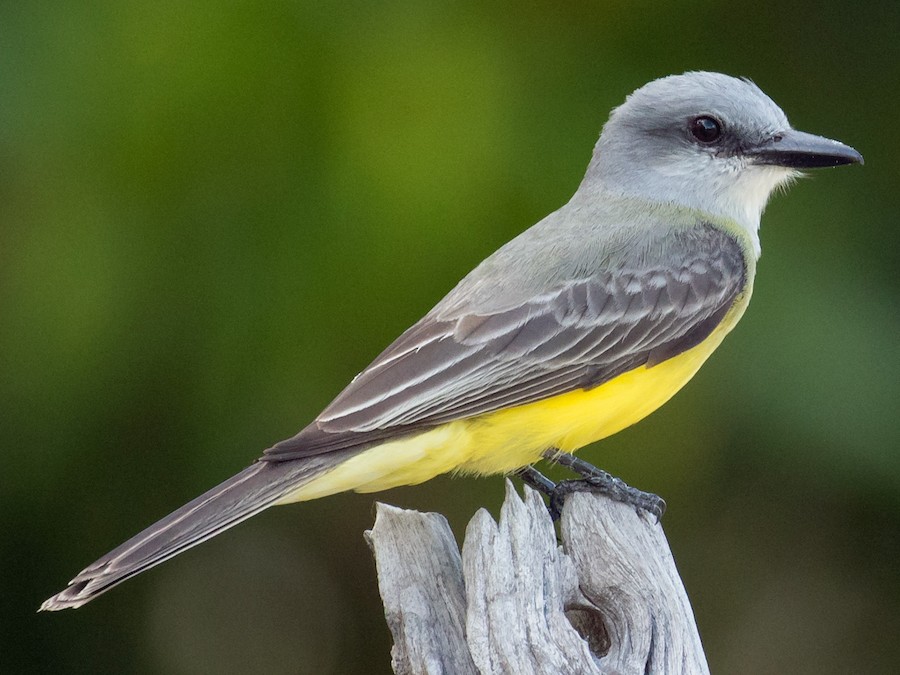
[366, 481, 709, 675]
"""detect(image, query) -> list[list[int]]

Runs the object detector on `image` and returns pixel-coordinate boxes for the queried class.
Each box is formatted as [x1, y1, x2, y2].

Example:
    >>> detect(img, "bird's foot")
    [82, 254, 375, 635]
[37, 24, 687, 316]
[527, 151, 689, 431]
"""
[514, 451, 666, 522]
[546, 449, 666, 521]
[549, 476, 666, 522]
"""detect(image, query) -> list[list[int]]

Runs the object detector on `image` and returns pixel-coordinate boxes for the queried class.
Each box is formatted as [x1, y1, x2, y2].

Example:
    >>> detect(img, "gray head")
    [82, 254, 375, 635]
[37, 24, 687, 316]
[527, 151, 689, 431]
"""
[581, 72, 862, 249]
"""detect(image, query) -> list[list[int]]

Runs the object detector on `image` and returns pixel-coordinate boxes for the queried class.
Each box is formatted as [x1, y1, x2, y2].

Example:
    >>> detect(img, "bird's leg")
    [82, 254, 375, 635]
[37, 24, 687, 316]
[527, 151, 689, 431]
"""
[513, 465, 567, 520]
[541, 449, 666, 521]
[514, 465, 557, 494]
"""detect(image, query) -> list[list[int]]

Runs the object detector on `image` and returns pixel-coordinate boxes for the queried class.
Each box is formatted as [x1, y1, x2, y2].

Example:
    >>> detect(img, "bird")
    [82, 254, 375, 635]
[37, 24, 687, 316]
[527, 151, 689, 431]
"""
[41, 71, 862, 611]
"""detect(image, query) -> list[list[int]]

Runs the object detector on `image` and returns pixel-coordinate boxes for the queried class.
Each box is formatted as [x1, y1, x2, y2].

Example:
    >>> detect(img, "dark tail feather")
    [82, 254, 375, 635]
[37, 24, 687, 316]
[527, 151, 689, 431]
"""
[40, 453, 346, 611]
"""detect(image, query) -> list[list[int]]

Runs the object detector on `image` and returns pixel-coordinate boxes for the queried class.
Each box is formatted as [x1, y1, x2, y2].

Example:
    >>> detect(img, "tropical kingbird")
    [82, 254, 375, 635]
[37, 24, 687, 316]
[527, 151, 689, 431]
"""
[42, 72, 862, 611]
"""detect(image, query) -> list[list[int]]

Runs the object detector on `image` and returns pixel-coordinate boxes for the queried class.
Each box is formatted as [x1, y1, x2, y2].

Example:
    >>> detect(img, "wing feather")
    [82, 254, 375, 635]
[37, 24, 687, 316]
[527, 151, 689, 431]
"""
[264, 224, 746, 460]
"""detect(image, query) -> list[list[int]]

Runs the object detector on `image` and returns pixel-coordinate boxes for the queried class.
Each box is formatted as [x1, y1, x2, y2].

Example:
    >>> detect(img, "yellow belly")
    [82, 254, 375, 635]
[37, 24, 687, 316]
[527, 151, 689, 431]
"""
[277, 300, 747, 504]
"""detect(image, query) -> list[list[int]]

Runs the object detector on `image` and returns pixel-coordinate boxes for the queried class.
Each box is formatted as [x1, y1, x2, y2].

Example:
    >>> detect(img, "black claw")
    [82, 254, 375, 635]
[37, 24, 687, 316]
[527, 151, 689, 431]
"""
[514, 452, 666, 521]
[540, 448, 667, 521]
[549, 477, 666, 521]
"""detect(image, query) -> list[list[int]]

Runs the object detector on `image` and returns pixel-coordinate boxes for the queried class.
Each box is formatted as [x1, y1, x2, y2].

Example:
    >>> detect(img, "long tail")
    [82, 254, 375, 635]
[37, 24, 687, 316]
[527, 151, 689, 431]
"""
[40, 452, 350, 611]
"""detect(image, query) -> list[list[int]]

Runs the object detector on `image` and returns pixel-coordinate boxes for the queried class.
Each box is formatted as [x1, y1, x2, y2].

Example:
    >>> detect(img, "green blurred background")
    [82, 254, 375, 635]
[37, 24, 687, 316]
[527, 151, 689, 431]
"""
[3, 1, 898, 673]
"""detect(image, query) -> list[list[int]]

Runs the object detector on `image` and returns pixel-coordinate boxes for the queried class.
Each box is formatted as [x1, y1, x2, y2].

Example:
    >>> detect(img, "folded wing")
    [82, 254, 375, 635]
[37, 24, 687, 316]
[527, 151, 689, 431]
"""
[266, 224, 746, 461]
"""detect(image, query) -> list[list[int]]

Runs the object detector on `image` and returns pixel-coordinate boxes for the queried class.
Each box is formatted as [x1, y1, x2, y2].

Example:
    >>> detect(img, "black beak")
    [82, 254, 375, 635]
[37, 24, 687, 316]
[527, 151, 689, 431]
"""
[746, 129, 863, 169]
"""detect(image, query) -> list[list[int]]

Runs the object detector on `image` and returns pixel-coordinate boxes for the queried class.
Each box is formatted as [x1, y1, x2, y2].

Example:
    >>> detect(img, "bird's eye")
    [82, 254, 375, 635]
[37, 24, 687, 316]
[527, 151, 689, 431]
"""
[690, 116, 723, 143]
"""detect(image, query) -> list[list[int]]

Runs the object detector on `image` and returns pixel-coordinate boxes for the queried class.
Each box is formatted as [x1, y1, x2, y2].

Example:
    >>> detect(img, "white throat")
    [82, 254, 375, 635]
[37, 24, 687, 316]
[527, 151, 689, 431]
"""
[584, 152, 797, 258]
